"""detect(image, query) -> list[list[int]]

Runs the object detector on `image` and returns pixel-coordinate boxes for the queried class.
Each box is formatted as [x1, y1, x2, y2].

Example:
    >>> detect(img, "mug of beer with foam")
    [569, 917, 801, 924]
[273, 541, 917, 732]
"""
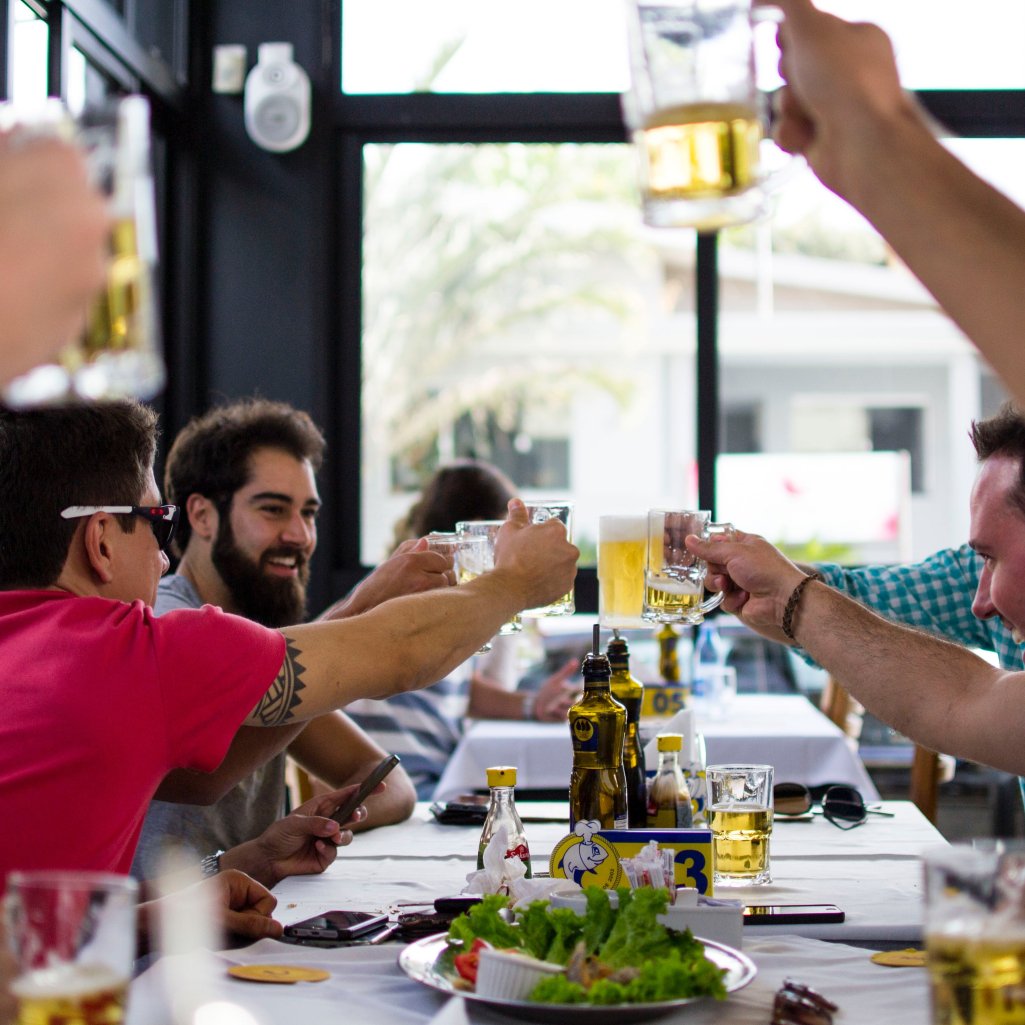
[6, 870, 138, 1025]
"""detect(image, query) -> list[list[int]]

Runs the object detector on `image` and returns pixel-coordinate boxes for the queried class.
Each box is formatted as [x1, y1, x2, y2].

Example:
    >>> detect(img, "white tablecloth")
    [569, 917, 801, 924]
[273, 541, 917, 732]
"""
[433, 695, 879, 802]
[127, 934, 930, 1025]
[129, 799, 942, 1024]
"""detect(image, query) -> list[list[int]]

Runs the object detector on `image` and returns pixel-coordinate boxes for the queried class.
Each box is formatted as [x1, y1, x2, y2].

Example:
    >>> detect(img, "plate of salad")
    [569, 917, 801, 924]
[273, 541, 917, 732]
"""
[398, 888, 756, 1023]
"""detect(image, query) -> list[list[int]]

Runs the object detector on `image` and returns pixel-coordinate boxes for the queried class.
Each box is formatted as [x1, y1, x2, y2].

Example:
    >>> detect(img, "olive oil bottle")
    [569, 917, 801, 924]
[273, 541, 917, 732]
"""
[607, 631, 646, 828]
[569, 625, 628, 830]
[658, 624, 680, 683]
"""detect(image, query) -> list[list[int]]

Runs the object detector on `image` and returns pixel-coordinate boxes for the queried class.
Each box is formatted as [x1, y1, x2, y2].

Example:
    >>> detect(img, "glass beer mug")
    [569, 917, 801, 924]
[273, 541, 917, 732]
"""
[642, 509, 735, 624]
[1, 96, 165, 407]
[623, 0, 782, 230]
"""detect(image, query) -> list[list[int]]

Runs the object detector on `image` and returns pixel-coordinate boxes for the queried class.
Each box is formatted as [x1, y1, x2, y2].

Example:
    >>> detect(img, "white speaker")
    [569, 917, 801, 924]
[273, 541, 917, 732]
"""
[243, 42, 311, 153]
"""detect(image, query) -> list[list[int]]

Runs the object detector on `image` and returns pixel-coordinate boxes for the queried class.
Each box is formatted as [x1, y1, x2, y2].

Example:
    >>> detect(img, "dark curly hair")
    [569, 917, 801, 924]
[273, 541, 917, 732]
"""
[165, 398, 325, 557]
[972, 402, 1025, 517]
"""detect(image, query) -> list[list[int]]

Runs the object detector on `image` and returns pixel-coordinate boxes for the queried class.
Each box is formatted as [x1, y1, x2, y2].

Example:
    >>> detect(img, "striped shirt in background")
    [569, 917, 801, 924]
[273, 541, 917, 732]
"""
[345, 634, 520, 800]
[799, 544, 1023, 671]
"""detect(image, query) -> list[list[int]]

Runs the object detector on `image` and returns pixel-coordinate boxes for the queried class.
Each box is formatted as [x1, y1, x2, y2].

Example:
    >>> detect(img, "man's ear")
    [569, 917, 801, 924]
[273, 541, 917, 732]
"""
[186, 494, 220, 543]
[81, 513, 117, 585]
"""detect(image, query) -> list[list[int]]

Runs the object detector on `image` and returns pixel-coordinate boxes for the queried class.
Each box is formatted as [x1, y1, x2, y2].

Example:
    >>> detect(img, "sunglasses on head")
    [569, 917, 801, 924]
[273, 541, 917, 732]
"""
[61, 505, 179, 553]
[773, 782, 895, 830]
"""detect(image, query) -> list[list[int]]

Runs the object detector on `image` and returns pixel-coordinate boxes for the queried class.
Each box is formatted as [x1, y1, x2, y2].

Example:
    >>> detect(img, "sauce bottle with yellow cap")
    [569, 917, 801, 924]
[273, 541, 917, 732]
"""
[477, 765, 531, 877]
[647, 733, 693, 828]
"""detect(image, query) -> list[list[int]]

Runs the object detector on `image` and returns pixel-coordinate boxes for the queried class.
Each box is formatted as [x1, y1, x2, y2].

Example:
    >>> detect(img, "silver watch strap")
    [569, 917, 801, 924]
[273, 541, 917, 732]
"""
[200, 850, 224, 878]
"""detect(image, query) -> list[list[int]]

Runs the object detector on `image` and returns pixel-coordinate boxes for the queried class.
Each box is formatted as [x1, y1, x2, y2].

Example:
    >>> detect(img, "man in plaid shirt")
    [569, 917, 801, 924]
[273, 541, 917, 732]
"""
[805, 547, 1024, 672]
[688, 404, 1025, 778]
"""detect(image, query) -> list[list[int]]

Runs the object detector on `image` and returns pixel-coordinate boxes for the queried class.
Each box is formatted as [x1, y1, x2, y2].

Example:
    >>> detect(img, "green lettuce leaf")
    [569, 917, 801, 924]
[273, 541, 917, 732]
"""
[517, 900, 556, 961]
[446, 894, 521, 950]
[529, 974, 588, 1004]
[545, 907, 586, 965]
[582, 887, 617, 954]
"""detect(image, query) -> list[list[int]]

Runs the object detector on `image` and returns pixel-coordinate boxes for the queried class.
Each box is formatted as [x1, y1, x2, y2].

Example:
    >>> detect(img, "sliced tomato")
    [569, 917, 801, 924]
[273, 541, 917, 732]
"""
[453, 938, 492, 985]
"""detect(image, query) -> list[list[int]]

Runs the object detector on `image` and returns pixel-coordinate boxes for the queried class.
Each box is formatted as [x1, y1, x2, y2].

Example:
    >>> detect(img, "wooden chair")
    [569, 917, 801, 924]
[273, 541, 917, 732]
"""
[819, 676, 864, 740]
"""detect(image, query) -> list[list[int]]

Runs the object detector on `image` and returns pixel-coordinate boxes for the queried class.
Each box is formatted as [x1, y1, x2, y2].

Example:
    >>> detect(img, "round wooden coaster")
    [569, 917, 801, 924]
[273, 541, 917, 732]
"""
[228, 964, 331, 984]
[871, 949, 926, 968]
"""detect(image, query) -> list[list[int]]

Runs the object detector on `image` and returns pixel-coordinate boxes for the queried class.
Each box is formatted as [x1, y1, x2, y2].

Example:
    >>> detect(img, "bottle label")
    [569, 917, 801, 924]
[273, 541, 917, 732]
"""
[614, 814, 628, 830]
[571, 717, 598, 752]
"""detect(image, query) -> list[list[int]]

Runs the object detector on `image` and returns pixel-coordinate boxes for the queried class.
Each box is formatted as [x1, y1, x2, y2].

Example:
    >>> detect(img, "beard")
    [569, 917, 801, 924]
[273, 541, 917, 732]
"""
[211, 518, 310, 628]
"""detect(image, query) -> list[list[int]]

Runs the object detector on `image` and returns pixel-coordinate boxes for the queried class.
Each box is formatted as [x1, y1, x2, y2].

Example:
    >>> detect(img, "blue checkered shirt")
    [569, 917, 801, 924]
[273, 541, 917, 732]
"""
[800, 544, 1024, 671]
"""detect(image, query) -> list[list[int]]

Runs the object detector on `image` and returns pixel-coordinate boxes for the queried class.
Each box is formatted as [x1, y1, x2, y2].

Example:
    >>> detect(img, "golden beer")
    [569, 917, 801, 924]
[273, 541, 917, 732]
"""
[639, 103, 762, 202]
[927, 934, 1025, 1025]
[643, 580, 704, 620]
[598, 515, 647, 628]
[13, 964, 127, 1025]
[708, 805, 773, 884]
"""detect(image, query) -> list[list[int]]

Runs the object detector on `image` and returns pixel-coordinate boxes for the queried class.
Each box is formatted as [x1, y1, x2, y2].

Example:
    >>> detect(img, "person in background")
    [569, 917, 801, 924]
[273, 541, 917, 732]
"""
[132, 399, 425, 884]
[0, 133, 108, 388]
[348, 461, 580, 798]
[772, 0, 1025, 411]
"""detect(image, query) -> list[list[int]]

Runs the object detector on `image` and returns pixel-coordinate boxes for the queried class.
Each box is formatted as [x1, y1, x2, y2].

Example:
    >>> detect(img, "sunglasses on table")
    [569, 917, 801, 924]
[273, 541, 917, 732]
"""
[773, 782, 896, 830]
[61, 505, 179, 553]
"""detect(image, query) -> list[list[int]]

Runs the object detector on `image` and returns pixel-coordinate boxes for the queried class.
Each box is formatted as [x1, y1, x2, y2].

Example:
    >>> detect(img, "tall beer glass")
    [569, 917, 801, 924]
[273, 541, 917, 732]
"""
[6, 870, 138, 1025]
[0, 96, 165, 407]
[924, 843, 1025, 1025]
[623, 0, 777, 230]
[706, 764, 773, 886]
[521, 501, 575, 617]
[598, 515, 647, 629]
[426, 532, 491, 651]
[455, 520, 522, 636]
[642, 510, 733, 624]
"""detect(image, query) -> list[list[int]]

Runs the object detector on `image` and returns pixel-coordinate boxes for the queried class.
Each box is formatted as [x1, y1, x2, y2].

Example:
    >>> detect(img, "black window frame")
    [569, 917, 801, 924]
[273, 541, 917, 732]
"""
[330, 2, 1025, 607]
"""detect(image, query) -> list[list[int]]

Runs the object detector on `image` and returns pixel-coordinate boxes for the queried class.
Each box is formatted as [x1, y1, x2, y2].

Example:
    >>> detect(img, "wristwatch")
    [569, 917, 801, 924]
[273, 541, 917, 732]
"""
[200, 850, 224, 878]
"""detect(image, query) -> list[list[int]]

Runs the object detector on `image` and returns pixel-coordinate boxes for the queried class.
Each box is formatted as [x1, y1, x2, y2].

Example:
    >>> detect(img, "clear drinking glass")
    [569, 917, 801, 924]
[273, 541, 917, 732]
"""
[642, 510, 734, 624]
[5, 870, 138, 1025]
[520, 501, 575, 617]
[0, 96, 165, 407]
[426, 532, 492, 652]
[623, 0, 781, 230]
[923, 842, 1025, 1025]
[455, 520, 523, 636]
[597, 515, 647, 629]
[706, 764, 773, 886]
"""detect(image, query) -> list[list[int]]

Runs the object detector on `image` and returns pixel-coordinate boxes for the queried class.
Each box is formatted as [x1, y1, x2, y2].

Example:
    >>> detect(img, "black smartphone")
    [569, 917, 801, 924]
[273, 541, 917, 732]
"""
[330, 754, 401, 829]
[743, 904, 845, 925]
[282, 911, 388, 944]
[434, 895, 484, 914]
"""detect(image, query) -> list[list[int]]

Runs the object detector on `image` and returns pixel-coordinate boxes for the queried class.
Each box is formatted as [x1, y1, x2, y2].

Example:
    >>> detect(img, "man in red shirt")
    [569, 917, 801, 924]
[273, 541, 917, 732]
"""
[0, 401, 576, 890]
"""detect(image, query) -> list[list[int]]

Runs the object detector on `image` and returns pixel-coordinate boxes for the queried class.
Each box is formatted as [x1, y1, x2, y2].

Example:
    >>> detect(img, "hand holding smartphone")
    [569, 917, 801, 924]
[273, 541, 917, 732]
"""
[325, 754, 401, 843]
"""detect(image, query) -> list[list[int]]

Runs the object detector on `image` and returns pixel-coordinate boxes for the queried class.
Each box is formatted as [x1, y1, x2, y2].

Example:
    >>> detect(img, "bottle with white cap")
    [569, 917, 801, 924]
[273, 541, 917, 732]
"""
[646, 733, 693, 828]
[478, 766, 531, 878]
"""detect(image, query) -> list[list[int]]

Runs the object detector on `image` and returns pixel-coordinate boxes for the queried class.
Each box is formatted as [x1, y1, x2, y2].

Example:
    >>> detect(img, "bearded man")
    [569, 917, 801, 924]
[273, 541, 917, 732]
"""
[131, 399, 444, 880]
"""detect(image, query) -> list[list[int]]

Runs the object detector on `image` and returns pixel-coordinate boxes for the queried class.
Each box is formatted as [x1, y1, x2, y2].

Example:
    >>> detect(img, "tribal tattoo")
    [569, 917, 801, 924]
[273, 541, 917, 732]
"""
[252, 636, 307, 726]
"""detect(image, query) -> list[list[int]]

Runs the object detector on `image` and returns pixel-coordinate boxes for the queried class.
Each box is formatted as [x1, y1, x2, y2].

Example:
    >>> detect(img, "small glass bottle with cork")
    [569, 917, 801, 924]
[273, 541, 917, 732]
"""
[478, 765, 531, 878]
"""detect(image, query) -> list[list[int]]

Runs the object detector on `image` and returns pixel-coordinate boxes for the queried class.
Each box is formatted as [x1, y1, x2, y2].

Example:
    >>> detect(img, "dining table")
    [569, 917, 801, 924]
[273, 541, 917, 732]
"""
[127, 799, 944, 1025]
[432, 695, 879, 803]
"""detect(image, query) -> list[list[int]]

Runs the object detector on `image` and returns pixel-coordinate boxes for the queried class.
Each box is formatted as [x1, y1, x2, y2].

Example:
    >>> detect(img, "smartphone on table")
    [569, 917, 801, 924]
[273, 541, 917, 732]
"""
[743, 904, 845, 925]
[329, 753, 401, 834]
[281, 911, 388, 946]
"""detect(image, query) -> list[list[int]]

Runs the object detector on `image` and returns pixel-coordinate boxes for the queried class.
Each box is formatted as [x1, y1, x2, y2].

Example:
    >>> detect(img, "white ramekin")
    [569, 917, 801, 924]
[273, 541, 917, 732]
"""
[474, 948, 566, 1001]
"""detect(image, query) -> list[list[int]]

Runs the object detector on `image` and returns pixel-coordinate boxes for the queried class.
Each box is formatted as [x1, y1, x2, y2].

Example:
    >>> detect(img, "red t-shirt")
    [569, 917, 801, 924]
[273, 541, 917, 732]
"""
[0, 590, 286, 883]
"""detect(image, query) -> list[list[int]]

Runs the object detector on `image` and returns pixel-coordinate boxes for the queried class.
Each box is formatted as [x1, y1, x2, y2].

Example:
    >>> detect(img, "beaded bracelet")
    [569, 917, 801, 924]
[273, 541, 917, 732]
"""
[781, 576, 816, 641]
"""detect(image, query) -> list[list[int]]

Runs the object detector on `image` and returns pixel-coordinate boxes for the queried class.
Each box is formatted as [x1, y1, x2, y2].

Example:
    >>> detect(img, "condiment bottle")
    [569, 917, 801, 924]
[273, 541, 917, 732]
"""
[607, 631, 646, 829]
[658, 624, 680, 683]
[569, 625, 628, 830]
[647, 733, 693, 828]
[478, 765, 531, 877]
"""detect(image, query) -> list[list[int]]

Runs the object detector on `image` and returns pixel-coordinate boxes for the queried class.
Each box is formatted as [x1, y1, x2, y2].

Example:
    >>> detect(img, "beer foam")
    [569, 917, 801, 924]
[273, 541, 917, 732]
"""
[11, 962, 126, 1000]
[598, 516, 647, 542]
[648, 578, 702, 595]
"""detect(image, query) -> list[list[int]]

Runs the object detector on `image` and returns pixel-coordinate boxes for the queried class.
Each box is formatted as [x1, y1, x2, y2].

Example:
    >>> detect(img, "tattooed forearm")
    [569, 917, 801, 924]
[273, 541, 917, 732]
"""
[252, 637, 307, 726]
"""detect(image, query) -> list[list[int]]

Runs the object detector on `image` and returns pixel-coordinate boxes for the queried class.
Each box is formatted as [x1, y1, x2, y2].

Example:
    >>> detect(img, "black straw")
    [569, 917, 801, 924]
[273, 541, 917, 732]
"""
[593, 623, 600, 656]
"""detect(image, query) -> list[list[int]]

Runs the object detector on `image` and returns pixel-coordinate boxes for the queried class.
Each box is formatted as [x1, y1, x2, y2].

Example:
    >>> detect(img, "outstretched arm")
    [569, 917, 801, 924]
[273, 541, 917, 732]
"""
[244, 499, 579, 728]
[772, 0, 1025, 409]
[690, 531, 1025, 775]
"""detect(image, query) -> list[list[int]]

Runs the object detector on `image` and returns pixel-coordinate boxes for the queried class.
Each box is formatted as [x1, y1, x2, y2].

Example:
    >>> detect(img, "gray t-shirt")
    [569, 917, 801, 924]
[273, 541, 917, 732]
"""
[129, 575, 287, 881]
